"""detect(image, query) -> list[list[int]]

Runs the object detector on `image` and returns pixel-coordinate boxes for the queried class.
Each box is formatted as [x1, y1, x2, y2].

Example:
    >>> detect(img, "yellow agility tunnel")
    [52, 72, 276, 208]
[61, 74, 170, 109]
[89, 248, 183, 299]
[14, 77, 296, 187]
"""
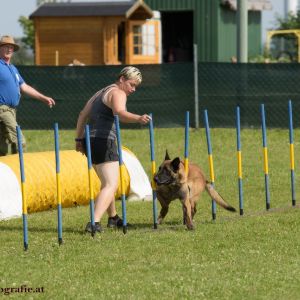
[0, 148, 152, 220]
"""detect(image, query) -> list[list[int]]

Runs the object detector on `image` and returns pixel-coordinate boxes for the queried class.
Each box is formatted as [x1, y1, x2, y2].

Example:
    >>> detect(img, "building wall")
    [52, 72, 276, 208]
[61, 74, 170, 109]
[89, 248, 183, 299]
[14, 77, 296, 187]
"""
[145, 0, 262, 62]
[145, 0, 195, 10]
[248, 12, 262, 59]
[217, 9, 236, 62]
[145, 0, 219, 61]
[217, 9, 262, 62]
[194, 0, 219, 62]
[34, 16, 105, 65]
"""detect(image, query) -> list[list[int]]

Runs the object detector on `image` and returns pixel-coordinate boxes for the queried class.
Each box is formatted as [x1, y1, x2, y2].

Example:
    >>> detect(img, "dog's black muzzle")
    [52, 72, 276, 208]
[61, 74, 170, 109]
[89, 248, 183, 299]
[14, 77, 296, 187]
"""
[154, 175, 174, 186]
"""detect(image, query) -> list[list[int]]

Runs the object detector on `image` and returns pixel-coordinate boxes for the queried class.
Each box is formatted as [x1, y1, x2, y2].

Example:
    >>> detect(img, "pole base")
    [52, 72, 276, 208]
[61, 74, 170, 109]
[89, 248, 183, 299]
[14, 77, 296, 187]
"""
[91, 225, 96, 238]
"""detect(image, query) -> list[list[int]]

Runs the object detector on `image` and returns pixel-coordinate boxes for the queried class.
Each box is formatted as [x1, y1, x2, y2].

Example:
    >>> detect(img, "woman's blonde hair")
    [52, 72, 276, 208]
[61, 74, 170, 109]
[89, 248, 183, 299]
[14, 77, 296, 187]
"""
[118, 66, 142, 85]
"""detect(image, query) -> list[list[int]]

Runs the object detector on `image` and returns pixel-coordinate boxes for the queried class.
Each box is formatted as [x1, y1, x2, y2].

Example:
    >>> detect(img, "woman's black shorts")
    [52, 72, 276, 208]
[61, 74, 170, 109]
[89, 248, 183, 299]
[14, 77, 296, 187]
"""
[84, 138, 119, 164]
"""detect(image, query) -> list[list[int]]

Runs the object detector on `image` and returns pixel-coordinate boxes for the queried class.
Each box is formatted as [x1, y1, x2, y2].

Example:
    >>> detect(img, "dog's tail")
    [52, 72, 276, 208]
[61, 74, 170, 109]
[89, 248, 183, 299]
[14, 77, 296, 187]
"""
[205, 181, 236, 212]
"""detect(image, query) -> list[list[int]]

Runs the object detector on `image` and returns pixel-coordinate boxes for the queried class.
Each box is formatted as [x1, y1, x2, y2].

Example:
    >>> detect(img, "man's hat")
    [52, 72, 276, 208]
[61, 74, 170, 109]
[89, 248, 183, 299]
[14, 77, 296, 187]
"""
[0, 35, 19, 51]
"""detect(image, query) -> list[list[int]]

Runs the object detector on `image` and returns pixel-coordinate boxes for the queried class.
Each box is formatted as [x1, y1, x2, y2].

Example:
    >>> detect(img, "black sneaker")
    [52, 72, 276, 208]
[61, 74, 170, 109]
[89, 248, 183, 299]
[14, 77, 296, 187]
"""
[85, 222, 102, 233]
[107, 215, 123, 228]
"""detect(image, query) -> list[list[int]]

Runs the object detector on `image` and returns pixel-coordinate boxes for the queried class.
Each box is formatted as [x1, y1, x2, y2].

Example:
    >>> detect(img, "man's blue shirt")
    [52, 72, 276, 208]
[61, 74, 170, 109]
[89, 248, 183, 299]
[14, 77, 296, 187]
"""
[0, 59, 25, 107]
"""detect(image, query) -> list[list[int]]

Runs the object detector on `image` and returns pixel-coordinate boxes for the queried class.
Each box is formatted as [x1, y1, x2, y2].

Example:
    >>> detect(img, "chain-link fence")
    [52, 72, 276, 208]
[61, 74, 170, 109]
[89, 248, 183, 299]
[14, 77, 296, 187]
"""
[17, 62, 300, 129]
[198, 63, 300, 128]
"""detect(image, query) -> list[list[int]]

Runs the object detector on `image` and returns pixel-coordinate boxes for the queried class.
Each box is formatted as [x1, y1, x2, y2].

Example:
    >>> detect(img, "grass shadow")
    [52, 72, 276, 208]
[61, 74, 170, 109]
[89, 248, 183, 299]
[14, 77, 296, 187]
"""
[0, 224, 84, 235]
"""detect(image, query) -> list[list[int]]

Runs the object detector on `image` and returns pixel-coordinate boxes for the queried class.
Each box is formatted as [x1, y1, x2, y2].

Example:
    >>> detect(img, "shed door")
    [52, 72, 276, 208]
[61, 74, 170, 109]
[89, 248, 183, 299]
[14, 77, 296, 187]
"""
[126, 20, 161, 64]
[103, 21, 120, 65]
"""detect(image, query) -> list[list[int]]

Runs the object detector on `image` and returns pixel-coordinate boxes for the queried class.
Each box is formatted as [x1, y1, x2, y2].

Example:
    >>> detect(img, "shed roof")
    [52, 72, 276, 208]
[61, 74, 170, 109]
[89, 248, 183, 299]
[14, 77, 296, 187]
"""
[29, 0, 153, 19]
[221, 0, 272, 11]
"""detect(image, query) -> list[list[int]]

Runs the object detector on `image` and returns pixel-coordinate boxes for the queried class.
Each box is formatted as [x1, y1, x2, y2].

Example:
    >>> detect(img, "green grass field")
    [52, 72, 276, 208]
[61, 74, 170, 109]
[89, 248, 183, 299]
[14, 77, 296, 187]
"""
[1, 128, 300, 299]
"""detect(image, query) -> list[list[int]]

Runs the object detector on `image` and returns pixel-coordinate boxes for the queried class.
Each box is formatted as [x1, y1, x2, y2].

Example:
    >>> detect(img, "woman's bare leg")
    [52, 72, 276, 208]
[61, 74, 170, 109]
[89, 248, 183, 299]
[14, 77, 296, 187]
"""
[93, 161, 119, 222]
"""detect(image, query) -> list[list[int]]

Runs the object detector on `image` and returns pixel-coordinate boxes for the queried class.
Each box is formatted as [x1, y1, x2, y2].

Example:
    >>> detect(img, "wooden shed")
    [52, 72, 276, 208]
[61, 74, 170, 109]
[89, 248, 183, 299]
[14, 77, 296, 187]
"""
[29, 0, 161, 66]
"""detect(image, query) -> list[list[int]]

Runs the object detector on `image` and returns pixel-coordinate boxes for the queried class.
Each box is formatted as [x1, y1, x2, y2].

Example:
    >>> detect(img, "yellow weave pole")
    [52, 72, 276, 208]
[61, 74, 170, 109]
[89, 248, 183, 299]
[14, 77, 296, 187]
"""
[261, 104, 270, 210]
[54, 123, 63, 244]
[115, 115, 127, 234]
[16, 126, 28, 251]
[236, 106, 244, 215]
[85, 125, 96, 237]
[288, 100, 296, 206]
[204, 110, 217, 220]
[184, 111, 190, 176]
[148, 113, 158, 229]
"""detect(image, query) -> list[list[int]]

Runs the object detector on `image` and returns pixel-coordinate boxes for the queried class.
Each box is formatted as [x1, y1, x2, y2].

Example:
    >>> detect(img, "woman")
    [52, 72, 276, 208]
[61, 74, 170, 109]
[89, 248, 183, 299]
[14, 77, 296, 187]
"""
[75, 66, 151, 233]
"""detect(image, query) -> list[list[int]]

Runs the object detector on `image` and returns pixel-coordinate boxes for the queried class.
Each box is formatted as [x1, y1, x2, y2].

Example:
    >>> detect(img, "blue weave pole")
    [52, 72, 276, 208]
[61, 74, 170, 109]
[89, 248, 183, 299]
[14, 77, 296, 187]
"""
[54, 123, 63, 245]
[114, 115, 127, 234]
[288, 100, 296, 206]
[85, 125, 96, 237]
[16, 126, 28, 251]
[261, 104, 270, 210]
[148, 113, 158, 229]
[184, 111, 190, 175]
[204, 110, 217, 220]
[236, 106, 244, 215]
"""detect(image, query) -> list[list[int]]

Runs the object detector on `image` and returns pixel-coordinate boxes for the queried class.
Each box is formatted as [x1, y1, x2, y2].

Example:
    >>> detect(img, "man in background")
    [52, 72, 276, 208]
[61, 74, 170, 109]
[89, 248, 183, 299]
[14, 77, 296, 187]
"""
[0, 35, 55, 156]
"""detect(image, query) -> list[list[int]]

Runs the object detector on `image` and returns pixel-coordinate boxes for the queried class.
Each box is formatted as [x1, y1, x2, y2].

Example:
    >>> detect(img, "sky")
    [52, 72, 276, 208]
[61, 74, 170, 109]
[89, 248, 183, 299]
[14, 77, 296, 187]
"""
[0, 0, 290, 45]
[261, 0, 286, 43]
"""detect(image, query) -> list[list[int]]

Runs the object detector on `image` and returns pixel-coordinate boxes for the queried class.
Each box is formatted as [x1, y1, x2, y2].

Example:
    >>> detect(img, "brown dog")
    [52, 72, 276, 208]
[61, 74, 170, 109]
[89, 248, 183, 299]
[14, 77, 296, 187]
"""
[154, 151, 236, 230]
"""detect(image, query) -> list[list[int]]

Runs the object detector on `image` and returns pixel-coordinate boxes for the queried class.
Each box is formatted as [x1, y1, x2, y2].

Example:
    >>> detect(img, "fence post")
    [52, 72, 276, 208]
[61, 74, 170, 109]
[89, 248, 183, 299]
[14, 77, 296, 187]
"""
[194, 44, 199, 129]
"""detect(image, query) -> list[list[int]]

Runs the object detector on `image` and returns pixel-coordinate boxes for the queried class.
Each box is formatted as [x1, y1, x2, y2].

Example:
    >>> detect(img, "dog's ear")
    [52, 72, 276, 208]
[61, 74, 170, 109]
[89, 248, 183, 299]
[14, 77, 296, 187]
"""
[171, 157, 181, 172]
[165, 149, 171, 161]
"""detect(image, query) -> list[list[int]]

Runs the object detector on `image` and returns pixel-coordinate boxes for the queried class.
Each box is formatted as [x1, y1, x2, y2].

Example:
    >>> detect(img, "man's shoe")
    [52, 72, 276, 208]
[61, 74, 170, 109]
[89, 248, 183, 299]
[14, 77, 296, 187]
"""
[107, 215, 123, 228]
[85, 222, 102, 233]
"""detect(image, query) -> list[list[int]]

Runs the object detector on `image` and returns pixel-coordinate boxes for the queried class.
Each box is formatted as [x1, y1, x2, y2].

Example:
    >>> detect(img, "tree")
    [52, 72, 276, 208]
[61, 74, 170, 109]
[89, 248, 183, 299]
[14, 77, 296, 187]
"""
[267, 11, 300, 62]
[18, 16, 35, 51]
[11, 38, 34, 65]
[16, 0, 70, 64]
[18, 0, 68, 51]
[275, 11, 300, 30]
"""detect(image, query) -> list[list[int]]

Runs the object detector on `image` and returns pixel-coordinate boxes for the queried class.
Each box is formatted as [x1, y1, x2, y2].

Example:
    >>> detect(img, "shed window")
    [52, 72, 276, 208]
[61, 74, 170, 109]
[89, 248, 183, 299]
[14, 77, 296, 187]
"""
[133, 24, 155, 56]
